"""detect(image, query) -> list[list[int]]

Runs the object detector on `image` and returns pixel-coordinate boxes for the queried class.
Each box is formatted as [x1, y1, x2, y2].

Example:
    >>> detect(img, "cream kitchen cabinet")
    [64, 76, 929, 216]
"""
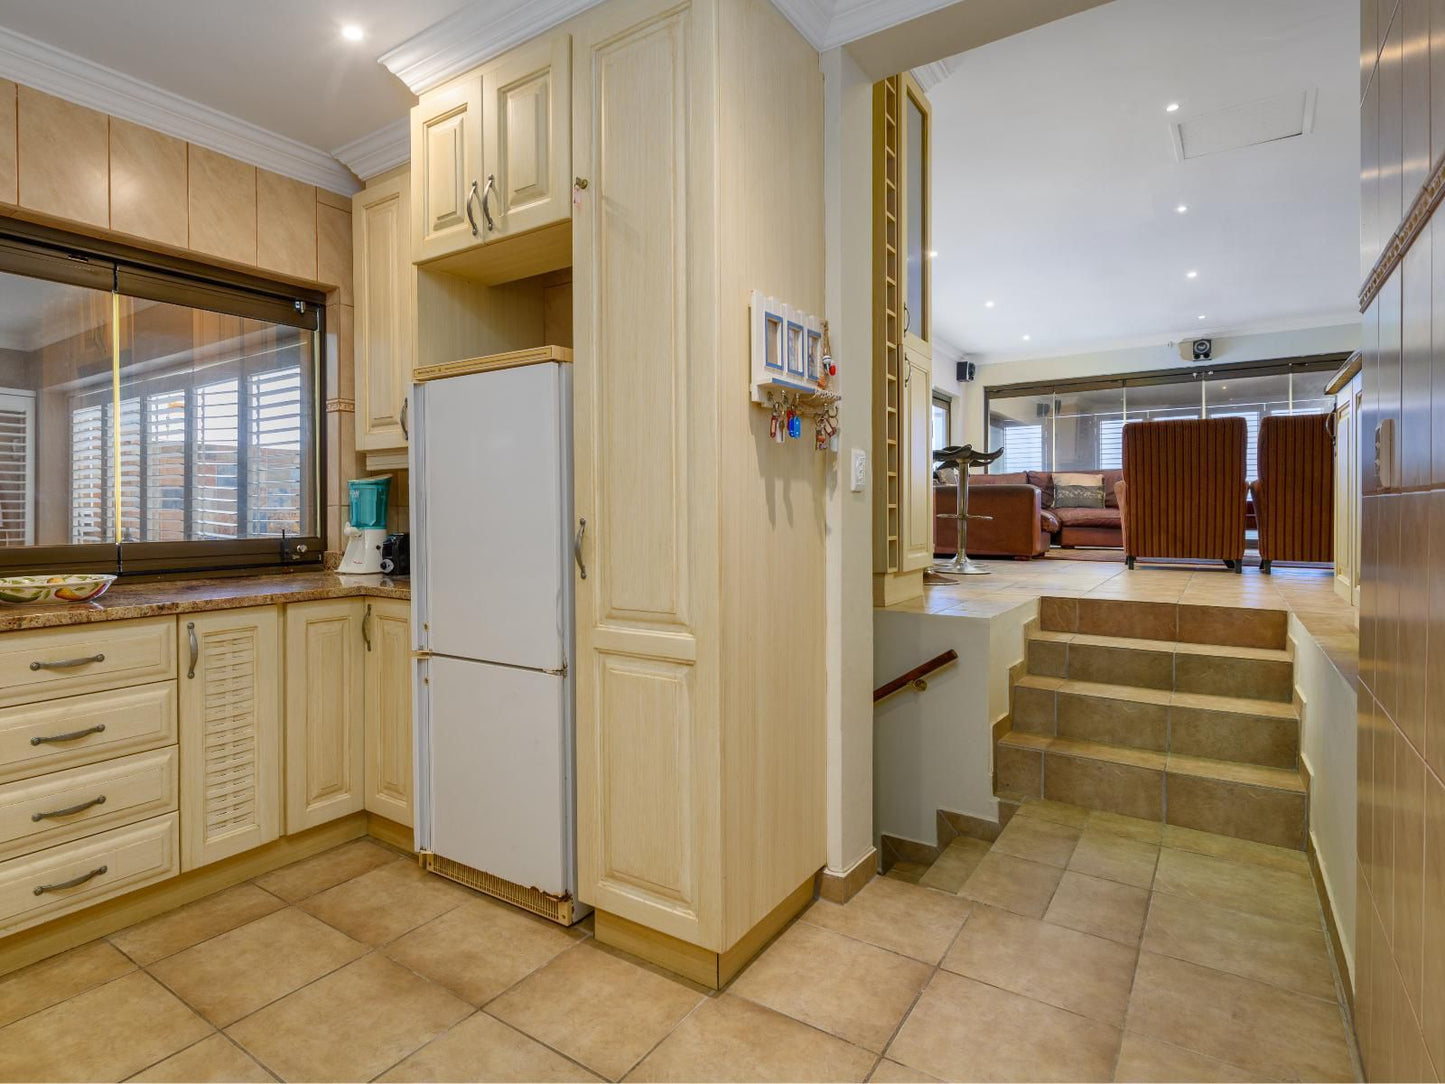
[178, 608, 281, 870]
[362, 599, 413, 827]
[410, 30, 571, 266]
[899, 343, 934, 573]
[353, 170, 415, 454]
[284, 600, 365, 833]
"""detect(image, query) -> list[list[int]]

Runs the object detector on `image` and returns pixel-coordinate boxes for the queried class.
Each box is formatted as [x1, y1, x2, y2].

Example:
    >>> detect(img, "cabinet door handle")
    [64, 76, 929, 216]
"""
[480, 174, 497, 232]
[33, 865, 107, 896]
[466, 180, 481, 236]
[574, 518, 587, 580]
[362, 604, 373, 652]
[30, 724, 105, 747]
[32, 795, 106, 822]
[399, 396, 409, 439]
[29, 653, 104, 672]
[186, 622, 198, 680]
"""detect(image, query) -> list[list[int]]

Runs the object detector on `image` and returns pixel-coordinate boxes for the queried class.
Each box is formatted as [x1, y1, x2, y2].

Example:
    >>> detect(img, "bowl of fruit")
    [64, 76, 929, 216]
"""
[0, 574, 117, 605]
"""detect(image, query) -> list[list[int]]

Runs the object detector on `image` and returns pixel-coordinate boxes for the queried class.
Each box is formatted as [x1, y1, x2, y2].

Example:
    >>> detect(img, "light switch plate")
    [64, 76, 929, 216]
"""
[850, 448, 867, 492]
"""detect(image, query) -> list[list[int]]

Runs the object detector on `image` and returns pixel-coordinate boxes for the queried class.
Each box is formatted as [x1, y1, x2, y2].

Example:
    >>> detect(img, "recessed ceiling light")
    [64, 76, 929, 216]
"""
[341, 24, 365, 41]
[1186, 270, 1198, 279]
[1198, 314, 1207, 320]
[984, 300, 995, 308]
[1021, 334, 1031, 342]
[1175, 204, 1188, 214]
[1165, 102, 1180, 113]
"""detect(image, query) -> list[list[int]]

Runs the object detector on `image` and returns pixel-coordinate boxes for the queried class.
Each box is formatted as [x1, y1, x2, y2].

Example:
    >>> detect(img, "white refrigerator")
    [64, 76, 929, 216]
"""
[409, 359, 584, 922]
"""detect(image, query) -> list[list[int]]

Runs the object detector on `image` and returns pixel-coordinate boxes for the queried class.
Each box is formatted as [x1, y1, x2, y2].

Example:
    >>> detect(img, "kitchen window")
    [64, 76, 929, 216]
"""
[0, 226, 323, 575]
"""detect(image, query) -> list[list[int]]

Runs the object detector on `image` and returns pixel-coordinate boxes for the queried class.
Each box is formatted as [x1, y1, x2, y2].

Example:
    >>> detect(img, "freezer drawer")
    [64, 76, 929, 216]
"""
[426, 656, 571, 897]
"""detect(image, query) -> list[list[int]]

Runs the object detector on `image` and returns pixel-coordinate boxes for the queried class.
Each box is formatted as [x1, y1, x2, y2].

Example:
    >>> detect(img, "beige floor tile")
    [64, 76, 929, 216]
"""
[800, 876, 971, 965]
[989, 813, 1082, 867]
[253, 838, 402, 902]
[942, 904, 1137, 1026]
[225, 953, 471, 1083]
[627, 993, 875, 1083]
[1068, 830, 1159, 888]
[1044, 870, 1150, 945]
[1151, 847, 1320, 927]
[109, 883, 284, 965]
[959, 851, 1064, 918]
[884, 861, 928, 884]
[916, 837, 990, 892]
[0, 970, 211, 1082]
[1125, 952, 1353, 1082]
[1161, 823, 1310, 873]
[867, 1058, 941, 1083]
[377, 1010, 600, 1082]
[487, 943, 703, 1079]
[1112, 1031, 1268, 1082]
[149, 907, 367, 1026]
[1085, 809, 1164, 843]
[0, 939, 134, 1028]
[128, 1033, 274, 1082]
[729, 921, 930, 1053]
[298, 858, 470, 945]
[383, 896, 586, 1005]
[886, 970, 1120, 1083]
[1141, 892, 1337, 1001]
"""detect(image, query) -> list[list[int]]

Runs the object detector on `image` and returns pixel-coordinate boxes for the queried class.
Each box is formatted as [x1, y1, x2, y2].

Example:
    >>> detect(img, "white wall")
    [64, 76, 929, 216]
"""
[873, 604, 1034, 846]
[1291, 614, 1358, 982]
[958, 323, 1362, 449]
[821, 45, 877, 877]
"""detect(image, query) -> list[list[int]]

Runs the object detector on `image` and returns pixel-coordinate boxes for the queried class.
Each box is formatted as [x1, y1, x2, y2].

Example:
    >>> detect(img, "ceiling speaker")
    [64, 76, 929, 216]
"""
[1192, 338, 1212, 361]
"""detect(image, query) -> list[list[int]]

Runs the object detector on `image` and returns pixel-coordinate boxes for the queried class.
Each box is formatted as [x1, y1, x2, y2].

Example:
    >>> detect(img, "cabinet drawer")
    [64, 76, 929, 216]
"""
[0, 813, 179, 937]
[0, 748, 178, 862]
[0, 618, 176, 708]
[0, 682, 177, 784]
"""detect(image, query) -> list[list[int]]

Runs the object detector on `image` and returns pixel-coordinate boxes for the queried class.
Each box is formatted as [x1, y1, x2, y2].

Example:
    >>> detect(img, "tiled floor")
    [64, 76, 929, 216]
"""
[0, 801, 1361, 1082]
[886, 557, 1358, 683]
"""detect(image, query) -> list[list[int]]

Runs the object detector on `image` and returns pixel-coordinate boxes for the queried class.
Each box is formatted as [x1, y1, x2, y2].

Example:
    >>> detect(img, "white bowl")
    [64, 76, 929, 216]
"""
[0, 574, 117, 605]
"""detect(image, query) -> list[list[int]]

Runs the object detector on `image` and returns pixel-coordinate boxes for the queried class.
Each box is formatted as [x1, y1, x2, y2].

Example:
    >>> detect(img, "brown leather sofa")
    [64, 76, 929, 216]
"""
[933, 476, 1051, 558]
[1251, 413, 1334, 572]
[1118, 417, 1248, 570]
[1026, 469, 1124, 547]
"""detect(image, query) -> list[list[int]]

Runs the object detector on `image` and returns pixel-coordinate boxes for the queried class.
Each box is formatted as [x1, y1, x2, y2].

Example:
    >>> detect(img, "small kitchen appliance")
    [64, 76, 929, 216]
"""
[338, 476, 390, 575]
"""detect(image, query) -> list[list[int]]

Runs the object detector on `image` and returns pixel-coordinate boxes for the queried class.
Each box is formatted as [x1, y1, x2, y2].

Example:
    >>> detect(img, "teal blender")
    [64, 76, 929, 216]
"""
[338, 476, 390, 574]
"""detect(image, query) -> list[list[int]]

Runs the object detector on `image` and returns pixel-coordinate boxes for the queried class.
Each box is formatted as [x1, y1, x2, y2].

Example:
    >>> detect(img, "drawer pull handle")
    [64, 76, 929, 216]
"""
[33, 865, 107, 896]
[30, 724, 106, 747]
[31, 795, 106, 822]
[29, 653, 105, 672]
[187, 622, 198, 679]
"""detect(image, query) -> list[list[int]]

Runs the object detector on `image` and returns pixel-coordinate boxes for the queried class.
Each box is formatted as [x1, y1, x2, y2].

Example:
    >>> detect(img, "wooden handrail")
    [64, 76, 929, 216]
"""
[873, 649, 958, 703]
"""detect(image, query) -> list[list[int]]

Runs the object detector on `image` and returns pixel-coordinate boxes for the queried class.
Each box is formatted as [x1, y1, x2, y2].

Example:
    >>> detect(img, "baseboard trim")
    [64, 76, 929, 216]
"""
[0, 813, 369, 977]
[1306, 829, 1354, 1013]
[366, 812, 414, 853]
[818, 848, 876, 904]
[594, 874, 816, 989]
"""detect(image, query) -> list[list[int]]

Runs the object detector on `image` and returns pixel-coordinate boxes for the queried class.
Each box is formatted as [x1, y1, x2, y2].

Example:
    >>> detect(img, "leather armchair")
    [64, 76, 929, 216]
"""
[935, 483, 1049, 558]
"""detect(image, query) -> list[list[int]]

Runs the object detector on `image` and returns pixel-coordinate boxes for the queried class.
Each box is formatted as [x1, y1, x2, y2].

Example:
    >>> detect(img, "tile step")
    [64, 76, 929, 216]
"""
[1029, 631, 1291, 664]
[1014, 674, 1299, 719]
[1038, 596, 1289, 651]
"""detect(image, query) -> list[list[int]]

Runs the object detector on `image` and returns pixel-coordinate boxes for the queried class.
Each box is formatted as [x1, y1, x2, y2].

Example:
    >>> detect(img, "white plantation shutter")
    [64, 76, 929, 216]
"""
[144, 392, 187, 542]
[248, 366, 303, 537]
[1001, 424, 1044, 473]
[193, 378, 240, 539]
[70, 402, 110, 544]
[0, 392, 34, 546]
[117, 397, 142, 543]
[1099, 418, 1126, 470]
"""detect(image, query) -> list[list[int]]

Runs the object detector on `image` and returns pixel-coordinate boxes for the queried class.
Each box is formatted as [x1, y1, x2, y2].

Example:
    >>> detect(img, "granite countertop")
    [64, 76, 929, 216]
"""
[0, 571, 410, 632]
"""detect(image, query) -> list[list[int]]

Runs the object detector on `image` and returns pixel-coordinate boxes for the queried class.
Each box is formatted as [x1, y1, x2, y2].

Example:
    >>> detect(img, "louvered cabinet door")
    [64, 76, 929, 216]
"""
[178, 607, 281, 870]
[284, 599, 365, 833]
[363, 599, 412, 827]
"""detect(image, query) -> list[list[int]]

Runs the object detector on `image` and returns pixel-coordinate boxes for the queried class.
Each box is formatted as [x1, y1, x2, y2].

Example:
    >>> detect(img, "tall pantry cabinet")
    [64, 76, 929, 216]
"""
[569, 0, 825, 985]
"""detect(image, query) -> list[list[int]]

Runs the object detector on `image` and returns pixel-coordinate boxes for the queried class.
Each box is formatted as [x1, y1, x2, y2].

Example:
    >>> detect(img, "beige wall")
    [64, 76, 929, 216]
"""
[0, 79, 362, 559]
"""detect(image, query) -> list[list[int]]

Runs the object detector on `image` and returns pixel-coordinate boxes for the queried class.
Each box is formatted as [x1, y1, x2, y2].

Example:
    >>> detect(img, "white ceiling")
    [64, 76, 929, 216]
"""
[0, 0, 468, 153]
[927, 0, 1360, 366]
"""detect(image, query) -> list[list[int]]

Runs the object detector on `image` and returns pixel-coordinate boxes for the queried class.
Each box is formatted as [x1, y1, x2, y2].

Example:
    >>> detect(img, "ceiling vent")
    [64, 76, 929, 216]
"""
[1169, 90, 1317, 161]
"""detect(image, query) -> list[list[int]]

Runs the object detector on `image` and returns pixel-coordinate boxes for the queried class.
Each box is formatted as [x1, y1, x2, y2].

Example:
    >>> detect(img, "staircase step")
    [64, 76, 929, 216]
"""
[1024, 631, 1293, 702]
[993, 729, 1308, 849]
[1010, 676, 1300, 767]
[1039, 596, 1289, 650]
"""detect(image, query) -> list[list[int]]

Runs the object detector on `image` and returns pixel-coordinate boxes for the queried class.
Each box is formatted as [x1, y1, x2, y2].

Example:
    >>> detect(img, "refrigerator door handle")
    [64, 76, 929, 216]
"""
[573, 518, 587, 580]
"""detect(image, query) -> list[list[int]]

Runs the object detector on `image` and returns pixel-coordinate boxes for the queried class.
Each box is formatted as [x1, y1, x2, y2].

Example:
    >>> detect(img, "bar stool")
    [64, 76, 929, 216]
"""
[931, 444, 1003, 577]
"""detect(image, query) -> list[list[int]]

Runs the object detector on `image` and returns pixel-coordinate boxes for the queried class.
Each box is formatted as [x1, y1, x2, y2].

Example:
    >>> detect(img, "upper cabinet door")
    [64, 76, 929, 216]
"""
[900, 73, 931, 348]
[900, 344, 934, 572]
[481, 31, 572, 239]
[353, 171, 414, 452]
[411, 76, 484, 262]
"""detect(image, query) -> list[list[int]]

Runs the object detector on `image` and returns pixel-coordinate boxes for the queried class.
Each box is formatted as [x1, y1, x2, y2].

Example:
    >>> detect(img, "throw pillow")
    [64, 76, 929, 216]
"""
[1054, 471, 1105, 508]
[934, 466, 960, 486]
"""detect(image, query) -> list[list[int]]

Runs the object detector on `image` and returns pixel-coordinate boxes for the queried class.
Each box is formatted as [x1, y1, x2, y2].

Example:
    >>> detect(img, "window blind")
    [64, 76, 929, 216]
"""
[0, 392, 34, 546]
[1001, 424, 1044, 473]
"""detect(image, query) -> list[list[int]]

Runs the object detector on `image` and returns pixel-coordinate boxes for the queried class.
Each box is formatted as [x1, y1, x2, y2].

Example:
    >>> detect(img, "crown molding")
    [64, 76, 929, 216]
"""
[332, 118, 409, 182]
[768, 0, 834, 49]
[771, 0, 963, 51]
[911, 57, 957, 92]
[0, 26, 359, 195]
[380, 0, 606, 95]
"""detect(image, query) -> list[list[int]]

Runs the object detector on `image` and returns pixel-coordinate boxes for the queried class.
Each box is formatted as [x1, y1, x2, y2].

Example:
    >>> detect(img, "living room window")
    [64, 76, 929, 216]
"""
[931, 392, 952, 450]
[0, 227, 323, 575]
